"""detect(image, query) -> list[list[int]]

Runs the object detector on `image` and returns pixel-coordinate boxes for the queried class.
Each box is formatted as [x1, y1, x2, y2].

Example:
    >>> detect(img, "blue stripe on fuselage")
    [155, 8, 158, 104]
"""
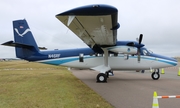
[25, 46, 177, 66]
[26, 48, 94, 61]
[148, 53, 177, 66]
[130, 54, 177, 66]
[39, 55, 177, 66]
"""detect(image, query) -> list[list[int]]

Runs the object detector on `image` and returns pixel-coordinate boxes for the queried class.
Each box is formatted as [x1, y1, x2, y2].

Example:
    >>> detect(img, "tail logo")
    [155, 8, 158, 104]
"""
[14, 28, 31, 37]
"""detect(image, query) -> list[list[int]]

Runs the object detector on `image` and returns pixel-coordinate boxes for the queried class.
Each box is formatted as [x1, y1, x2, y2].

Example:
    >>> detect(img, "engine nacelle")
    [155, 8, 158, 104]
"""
[107, 46, 137, 54]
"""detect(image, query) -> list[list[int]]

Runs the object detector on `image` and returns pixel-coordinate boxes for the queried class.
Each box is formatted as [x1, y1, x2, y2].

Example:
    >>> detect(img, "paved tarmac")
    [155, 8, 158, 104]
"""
[72, 63, 180, 108]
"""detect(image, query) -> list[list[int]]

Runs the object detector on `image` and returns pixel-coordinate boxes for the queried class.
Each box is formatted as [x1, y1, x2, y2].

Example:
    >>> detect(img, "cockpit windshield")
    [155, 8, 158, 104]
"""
[142, 48, 153, 56]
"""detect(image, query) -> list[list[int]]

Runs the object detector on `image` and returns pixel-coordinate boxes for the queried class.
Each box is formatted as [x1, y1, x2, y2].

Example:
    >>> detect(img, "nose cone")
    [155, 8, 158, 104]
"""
[151, 53, 178, 66]
[166, 57, 178, 66]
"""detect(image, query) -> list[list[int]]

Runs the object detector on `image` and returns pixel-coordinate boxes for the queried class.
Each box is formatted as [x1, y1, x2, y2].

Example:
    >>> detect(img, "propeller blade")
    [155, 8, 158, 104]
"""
[137, 34, 143, 62]
[138, 48, 140, 62]
[139, 34, 143, 44]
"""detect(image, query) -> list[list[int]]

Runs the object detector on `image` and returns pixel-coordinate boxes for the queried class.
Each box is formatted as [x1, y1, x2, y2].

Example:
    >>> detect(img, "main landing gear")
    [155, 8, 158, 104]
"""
[96, 69, 160, 82]
[96, 71, 113, 83]
[151, 69, 160, 80]
[96, 73, 107, 82]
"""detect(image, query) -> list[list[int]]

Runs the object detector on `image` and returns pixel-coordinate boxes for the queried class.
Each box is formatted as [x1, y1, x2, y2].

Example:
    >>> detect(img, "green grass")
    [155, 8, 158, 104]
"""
[0, 61, 113, 108]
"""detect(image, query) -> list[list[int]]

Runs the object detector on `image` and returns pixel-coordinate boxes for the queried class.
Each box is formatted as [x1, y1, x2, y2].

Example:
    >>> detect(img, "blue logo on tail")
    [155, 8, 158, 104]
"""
[14, 28, 31, 37]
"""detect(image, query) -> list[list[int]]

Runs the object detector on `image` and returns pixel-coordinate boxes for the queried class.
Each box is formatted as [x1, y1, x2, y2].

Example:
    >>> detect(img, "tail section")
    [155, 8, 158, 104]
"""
[2, 19, 39, 59]
[13, 19, 39, 58]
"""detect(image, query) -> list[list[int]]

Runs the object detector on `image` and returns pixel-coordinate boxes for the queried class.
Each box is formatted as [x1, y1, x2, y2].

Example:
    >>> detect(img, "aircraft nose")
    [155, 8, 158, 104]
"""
[161, 56, 178, 66]
[151, 53, 178, 66]
[168, 57, 178, 66]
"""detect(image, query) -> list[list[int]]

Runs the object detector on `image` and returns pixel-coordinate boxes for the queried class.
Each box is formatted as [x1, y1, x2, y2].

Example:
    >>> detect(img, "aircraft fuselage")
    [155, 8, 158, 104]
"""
[26, 46, 177, 71]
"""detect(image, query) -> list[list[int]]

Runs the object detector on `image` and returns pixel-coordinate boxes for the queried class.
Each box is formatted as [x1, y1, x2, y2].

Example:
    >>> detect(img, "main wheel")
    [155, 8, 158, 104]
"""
[96, 73, 107, 83]
[151, 72, 160, 80]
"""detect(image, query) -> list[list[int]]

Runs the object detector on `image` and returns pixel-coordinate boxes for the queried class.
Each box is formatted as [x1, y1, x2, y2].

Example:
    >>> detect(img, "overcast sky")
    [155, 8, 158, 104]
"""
[0, 0, 180, 58]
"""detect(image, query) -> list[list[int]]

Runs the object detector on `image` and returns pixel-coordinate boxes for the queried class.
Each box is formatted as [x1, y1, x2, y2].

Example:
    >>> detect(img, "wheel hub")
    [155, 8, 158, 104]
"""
[153, 73, 158, 78]
[99, 76, 104, 81]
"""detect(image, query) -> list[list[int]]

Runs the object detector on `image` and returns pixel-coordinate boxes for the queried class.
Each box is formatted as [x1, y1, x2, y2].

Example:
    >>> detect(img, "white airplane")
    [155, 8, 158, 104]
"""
[2, 4, 177, 83]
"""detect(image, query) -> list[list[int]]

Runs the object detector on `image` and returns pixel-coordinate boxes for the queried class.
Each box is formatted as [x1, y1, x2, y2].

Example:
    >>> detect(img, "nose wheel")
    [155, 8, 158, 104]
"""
[151, 69, 160, 80]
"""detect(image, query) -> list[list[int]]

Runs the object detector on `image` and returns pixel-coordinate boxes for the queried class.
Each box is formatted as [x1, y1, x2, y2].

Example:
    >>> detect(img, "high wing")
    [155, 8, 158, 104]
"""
[56, 4, 120, 49]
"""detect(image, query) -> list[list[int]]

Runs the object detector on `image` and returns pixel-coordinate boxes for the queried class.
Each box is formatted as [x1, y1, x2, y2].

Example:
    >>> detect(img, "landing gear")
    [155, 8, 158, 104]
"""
[151, 69, 160, 80]
[96, 73, 107, 83]
[96, 70, 114, 83]
[106, 70, 114, 78]
[106, 72, 109, 78]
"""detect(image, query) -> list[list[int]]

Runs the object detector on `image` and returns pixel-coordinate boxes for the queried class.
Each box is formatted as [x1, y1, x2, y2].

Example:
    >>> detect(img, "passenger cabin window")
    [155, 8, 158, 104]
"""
[90, 53, 119, 57]
[114, 53, 118, 57]
[90, 53, 104, 57]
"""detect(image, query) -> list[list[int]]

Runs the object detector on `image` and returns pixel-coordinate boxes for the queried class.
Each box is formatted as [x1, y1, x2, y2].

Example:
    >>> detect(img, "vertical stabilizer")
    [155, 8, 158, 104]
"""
[13, 19, 39, 59]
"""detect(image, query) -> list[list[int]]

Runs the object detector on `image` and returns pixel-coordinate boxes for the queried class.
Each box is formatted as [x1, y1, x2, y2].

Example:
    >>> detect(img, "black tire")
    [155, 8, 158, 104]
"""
[151, 72, 160, 80]
[106, 72, 109, 78]
[96, 73, 107, 83]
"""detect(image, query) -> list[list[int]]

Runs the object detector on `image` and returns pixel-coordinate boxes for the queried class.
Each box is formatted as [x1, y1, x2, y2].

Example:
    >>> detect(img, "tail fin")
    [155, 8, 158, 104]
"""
[2, 19, 39, 59]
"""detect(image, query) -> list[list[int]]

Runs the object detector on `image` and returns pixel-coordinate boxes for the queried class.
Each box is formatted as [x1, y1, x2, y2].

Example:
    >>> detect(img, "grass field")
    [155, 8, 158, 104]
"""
[0, 61, 113, 108]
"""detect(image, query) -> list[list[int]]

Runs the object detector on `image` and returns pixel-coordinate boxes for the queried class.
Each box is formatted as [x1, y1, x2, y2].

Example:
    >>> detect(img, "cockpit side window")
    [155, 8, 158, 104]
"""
[142, 48, 153, 56]
[143, 49, 149, 55]
[148, 50, 153, 54]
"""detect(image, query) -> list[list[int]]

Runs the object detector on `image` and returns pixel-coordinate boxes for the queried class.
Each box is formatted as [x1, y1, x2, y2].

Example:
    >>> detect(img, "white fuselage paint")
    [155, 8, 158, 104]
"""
[38, 55, 176, 71]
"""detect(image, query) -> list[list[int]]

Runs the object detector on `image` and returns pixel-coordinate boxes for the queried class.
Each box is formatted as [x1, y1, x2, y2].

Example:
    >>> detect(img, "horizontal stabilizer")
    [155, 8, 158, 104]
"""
[1, 41, 33, 48]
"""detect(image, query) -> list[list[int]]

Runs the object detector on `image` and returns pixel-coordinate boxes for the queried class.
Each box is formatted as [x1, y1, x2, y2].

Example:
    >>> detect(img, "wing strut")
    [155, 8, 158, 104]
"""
[91, 48, 111, 73]
[103, 48, 109, 67]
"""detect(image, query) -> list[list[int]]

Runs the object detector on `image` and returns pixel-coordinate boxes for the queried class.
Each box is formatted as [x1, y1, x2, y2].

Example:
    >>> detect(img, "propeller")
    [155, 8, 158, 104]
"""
[138, 34, 143, 45]
[127, 34, 144, 62]
[137, 34, 143, 62]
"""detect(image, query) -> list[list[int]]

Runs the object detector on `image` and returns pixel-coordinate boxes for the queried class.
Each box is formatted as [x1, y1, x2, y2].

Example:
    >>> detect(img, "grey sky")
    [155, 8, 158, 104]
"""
[0, 0, 180, 58]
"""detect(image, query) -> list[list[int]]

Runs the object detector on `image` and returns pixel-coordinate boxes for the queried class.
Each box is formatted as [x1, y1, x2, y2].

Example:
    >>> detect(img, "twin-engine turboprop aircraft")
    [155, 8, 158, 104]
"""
[2, 4, 177, 82]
